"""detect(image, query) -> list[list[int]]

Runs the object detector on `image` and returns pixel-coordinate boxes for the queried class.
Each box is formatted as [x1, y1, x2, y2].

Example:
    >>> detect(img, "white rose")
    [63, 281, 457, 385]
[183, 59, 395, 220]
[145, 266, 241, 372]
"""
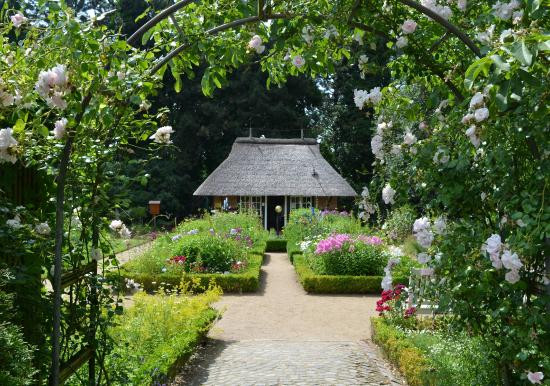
[401, 20, 417, 34]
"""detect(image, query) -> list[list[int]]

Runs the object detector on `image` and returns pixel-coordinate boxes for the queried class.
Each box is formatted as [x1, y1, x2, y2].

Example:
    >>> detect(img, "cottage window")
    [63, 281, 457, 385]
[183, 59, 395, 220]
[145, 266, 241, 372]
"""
[239, 196, 263, 216]
[289, 196, 313, 210]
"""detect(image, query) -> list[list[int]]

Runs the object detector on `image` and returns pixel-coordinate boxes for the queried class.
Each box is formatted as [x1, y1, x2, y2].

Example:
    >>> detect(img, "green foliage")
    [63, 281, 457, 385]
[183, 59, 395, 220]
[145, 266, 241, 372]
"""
[371, 318, 430, 386]
[306, 242, 388, 276]
[283, 208, 364, 243]
[0, 268, 36, 386]
[265, 239, 288, 252]
[100, 288, 220, 385]
[293, 254, 407, 294]
[371, 318, 502, 386]
[382, 205, 417, 242]
[119, 252, 264, 293]
[180, 234, 246, 273]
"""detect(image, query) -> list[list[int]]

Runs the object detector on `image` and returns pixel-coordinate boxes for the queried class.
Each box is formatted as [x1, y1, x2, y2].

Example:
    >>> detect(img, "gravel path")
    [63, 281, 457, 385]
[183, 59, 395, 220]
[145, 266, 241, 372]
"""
[173, 253, 404, 385]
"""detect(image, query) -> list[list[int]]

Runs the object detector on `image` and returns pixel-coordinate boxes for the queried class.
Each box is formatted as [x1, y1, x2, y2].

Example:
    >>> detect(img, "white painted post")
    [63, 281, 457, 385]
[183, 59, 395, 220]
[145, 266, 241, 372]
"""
[264, 195, 268, 230]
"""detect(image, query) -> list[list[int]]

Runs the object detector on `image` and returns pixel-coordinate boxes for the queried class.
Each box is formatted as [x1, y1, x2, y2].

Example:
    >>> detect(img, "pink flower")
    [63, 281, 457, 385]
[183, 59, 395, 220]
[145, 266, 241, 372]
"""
[292, 55, 305, 68]
[401, 20, 417, 34]
[527, 371, 544, 384]
[404, 306, 416, 318]
[11, 12, 27, 28]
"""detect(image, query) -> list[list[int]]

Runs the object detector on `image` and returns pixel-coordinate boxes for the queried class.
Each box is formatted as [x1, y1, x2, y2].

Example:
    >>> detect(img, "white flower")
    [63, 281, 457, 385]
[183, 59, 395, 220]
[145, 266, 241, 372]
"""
[469, 92, 484, 109]
[416, 230, 434, 249]
[505, 269, 520, 284]
[512, 9, 523, 24]
[371, 134, 384, 160]
[109, 220, 123, 231]
[140, 100, 152, 111]
[403, 131, 417, 146]
[413, 217, 431, 233]
[187, 229, 199, 235]
[119, 224, 131, 239]
[6, 215, 22, 229]
[382, 184, 396, 205]
[433, 217, 447, 235]
[381, 274, 393, 291]
[283, 50, 291, 61]
[417, 252, 431, 264]
[501, 249, 522, 270]
[492, 0, 520, 20]
[434, 252, 443, 262]
[527, 371, 544, 384]
[433, 148, 450, 164]
[292, 55, 305, 68]
[11, 12, 28, 28]
[368, 87, 383, 105]
[353, 89, 369, 109]
[35, 222, 51, 235]
[465, 126, 481, 148]
[361, 187, 369, 197]
[0, 90, 14, 107]
[419, 121, 428, 130]
[171, 234, 182, 242]
[0, 127, 18, 164]
[481, 234, 502, 258]
[302, 26, 314, 44]
[457, 0, 467, 11]
[247, 35, 265, 54]
[420, 0, 453, 20]
[461, 113, 475, 124]
[476, 25, 495, 45]
[126, 279, 140, 289]
[474, 107, 489, 122]
[35, 64, 69, 110]
[116, 71, 125, 80]
[396, 36, 408, 48]
[401, 20, 417, 34]
[150, 126, 174, 144]
[53, 118, 68, 140]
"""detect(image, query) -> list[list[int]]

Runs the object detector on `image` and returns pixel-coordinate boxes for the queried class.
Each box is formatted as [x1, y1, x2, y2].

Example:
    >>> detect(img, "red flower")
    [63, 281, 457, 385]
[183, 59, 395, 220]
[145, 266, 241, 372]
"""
[404, 306, 417, 318]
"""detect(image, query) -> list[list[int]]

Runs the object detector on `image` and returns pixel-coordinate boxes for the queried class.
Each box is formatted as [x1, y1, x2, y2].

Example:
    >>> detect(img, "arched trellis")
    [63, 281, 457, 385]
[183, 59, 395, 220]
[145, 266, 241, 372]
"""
[125, 0, 482, 101]
[48, 2, 484, 384]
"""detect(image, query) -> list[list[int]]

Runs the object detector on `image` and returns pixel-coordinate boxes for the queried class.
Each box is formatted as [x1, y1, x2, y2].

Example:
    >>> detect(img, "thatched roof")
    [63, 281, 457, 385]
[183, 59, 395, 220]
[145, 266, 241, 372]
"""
[194, 137, 357, 197]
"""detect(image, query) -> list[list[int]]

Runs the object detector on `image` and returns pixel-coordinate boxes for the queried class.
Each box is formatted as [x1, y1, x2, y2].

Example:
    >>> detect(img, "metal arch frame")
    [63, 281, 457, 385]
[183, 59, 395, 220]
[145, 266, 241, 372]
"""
[127, 0, 481, 77]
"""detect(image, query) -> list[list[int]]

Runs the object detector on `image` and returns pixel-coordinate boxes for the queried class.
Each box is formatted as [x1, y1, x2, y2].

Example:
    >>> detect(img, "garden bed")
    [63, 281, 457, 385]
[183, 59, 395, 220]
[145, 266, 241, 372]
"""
[293, 254, 407, 294]
[371, 318, 501, 386]
[118, 248, 265, 293]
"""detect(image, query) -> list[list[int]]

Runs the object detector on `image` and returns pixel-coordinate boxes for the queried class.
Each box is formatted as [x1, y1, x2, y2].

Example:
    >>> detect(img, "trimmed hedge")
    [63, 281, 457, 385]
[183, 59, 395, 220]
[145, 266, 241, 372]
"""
[265, 238, 288, 252]
[371, 317, 431, 386]
[286, 241, 302, 263]
[116, 243, 265, 293]
[293, 254, 407, 294]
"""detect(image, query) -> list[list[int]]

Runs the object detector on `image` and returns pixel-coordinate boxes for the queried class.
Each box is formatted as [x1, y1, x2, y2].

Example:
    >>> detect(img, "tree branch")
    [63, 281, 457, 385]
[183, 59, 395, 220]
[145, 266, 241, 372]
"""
[398, 0, 482, 57]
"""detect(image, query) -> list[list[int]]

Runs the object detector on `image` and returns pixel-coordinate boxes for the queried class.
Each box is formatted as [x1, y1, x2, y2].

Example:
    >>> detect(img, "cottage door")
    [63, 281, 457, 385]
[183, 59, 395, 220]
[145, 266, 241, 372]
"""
[266, 196, 285, 234]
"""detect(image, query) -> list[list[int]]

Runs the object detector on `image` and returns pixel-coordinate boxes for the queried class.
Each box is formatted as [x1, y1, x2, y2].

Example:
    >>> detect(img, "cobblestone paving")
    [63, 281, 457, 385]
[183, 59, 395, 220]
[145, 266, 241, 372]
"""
[175, 340, 403, 385]
[171, 253, 405, 385]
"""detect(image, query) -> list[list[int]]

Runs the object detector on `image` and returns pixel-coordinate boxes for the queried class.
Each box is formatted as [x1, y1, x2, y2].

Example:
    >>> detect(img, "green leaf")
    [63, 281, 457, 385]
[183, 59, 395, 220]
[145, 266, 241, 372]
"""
[130, 95, 141, 105]
[538, 40, 550, 51]
[464, 57, 493, 89]
[13, 118, 26, 133]
[495, 80, 510, 112]
[511, 41, 533, 66]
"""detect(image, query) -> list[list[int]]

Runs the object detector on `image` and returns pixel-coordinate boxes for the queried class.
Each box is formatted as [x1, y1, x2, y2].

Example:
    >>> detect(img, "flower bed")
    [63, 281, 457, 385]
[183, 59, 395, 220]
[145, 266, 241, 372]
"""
[371, 317, 502, 386]
[115, 213, 267, 292]
[67, 288, 220, 385]
[293, 254, 408, 294]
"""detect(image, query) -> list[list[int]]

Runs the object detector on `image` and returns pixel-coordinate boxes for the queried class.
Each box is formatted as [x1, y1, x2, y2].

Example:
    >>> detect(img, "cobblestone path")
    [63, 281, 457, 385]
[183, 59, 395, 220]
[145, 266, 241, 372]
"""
[172, 253, 404, 385]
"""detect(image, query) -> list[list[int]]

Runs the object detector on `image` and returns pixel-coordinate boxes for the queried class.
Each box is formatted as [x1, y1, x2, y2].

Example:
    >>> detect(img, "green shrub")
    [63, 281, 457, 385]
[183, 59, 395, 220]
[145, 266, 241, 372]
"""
[371, 318, 502, 386]
[0, 268, 37, 386]
[371, 318, 430, 386]
[293, 254, 407, 294]
[306, 240, 388, 276]
[265, 238, 287, 252]
[382, 205, 416, 242]
[118, 251, 264, 293]
[180, 234, 246, 273]
[102, 289, 219, 385]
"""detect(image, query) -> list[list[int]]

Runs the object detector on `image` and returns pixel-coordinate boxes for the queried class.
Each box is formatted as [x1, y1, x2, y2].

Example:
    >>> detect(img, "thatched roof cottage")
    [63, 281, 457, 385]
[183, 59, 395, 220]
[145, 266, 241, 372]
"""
[193, 137, 357, 230]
